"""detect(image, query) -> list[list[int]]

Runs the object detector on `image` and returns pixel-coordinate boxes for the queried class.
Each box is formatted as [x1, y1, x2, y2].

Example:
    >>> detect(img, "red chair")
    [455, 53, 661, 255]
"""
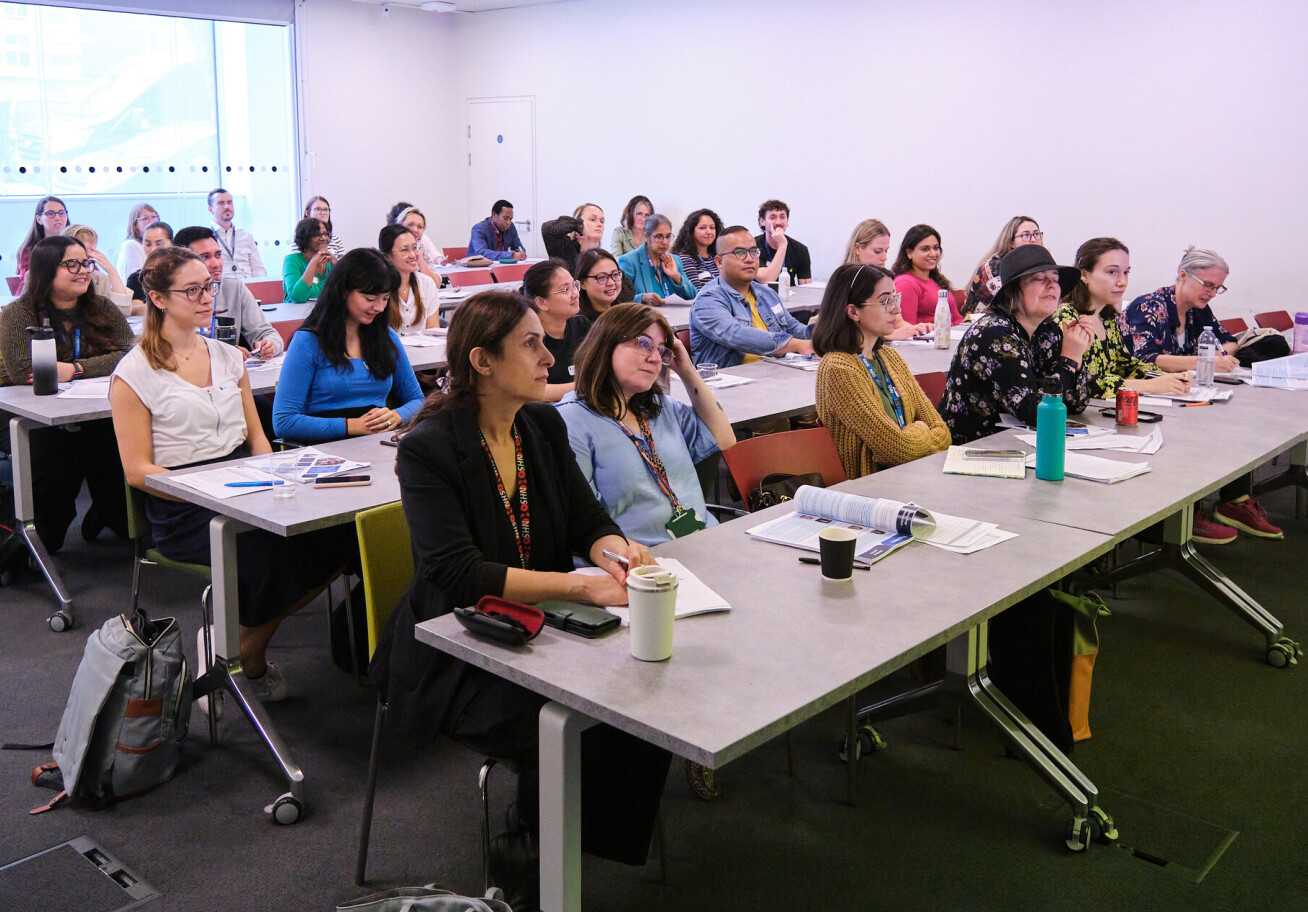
[271, 320, 303, 349]
[1254, 311, 1292, 332]
[247, 280, 285, 305]
[491, 262, 530, 284]
[675, 329, 691, 352]
[442, 247, 468, 260]
[6, 276, 21, 295]
[1219, 318, 1248, 336]
[447, 270, 495, 289]
[913, 371, 947, 409]
[722, 427, 847, 509]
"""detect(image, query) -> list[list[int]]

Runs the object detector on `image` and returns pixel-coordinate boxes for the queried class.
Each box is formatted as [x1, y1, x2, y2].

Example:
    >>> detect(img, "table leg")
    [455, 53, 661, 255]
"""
[539, 701, 598, 912]
[1253, 440, 1308, 517]
[9, 416, 74, 629]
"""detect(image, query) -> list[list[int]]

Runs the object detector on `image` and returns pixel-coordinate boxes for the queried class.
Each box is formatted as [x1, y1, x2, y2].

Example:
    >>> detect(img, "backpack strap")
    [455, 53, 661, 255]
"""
[29, 790, 68, 815]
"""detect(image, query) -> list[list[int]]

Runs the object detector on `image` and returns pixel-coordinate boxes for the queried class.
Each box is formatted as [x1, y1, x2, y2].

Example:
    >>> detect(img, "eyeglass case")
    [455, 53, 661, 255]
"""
[454, 596, 545, 647]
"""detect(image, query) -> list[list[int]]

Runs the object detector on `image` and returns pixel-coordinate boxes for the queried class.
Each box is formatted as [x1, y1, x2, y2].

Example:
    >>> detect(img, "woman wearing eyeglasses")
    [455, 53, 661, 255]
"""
[379, 224, 441, 331]
[812, 264, 951, 478]
[522, 258, 591, 401]
[304, 196, 345, 258]
[112, 246, 356, 702]
[842, 220, 931, 341]
[117, 203, 160, 278]
[671, 208, 725, 291]
[575, 248, 629, 321]
[617, 214, 698, 305]
[962, 216, 1044, 316]
[282, 217, 336, 304]
[611, 195, 653, 257]
[15, 196, 69, 289]
[1, 236, 134, 550]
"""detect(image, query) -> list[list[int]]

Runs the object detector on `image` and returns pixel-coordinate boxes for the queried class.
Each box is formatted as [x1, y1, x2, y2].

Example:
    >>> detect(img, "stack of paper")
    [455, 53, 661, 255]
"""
[56, 377, 112, 399]
[243, 353, 285, 372]
[1014, 427, 1162, 455]
[1023, 452, 1151, 484]
[1251, 352, 1308, 390]
[248, 447, 371, 483]
[1139, 388, 1234, 406]
[671, 372, 756, 390]
[922, 512, 1018, 553]
[768, 353, 820, 371]
[170, 465, 285, 499]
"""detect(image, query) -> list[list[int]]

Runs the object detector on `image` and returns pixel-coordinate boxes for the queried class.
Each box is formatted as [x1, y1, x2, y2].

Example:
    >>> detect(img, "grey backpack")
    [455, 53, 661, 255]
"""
[31, 610, 192, 813]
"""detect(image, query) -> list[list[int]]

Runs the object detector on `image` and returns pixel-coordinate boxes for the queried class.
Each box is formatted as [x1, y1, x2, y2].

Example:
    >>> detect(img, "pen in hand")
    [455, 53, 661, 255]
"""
[601, 549, 630, 567]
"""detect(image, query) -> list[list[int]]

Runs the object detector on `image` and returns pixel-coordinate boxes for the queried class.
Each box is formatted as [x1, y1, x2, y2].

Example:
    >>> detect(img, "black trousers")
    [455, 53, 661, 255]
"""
[29, 420, 128, 553]
[443, 666, 671, 866]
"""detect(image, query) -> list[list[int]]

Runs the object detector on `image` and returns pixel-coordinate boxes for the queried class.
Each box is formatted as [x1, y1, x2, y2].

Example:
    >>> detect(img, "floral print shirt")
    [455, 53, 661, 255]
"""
[962, 253, 1002, 316]
[1053, 302, 1152, 398]
[1119, 285, 1235, 363]
[939, 312, 1089, 445]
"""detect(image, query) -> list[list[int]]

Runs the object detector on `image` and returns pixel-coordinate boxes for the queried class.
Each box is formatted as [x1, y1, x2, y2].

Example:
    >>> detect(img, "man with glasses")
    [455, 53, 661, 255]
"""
[755, 199, 813, 286]
[689, 226, 813, 368]
[469, 199, 527, 261]
[207, 187, 267, 278]
[174, 226, 282, 360]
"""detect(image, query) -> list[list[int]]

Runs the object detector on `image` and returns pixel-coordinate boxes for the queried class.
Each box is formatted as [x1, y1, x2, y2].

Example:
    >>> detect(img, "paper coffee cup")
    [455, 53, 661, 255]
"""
[627, 565, 677, 661]
[818, 527, 858, 581]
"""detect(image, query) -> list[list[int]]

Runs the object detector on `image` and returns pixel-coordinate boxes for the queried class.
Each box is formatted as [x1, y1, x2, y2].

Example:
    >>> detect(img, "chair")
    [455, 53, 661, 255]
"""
[490, 262, 530, 284]
[914, 371, 947, 409]
[6, 276, 20, 295]
[442, 246, 468, 261]
[447, 270, 495, 289]
[676, 329, 691, 352]
[271, 320, 303, 350]
[246, 279, 285, 305]
[722, 426, 847, 504]
[1254, 311, 1293, 332]
[1220, 318, 1248, 336]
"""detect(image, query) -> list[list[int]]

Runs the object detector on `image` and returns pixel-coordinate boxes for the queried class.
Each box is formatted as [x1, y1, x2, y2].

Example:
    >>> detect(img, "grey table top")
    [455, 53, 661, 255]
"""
[666, 360, 816, 427]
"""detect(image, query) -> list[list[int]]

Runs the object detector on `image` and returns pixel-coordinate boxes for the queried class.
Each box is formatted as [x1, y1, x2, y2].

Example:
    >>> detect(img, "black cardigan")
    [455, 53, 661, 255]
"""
[371, 401, 623, 734]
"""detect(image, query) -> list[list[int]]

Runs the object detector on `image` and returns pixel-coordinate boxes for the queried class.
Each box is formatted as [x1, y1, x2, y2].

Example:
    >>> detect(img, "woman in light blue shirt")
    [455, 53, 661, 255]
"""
[557, 303, 735, 546]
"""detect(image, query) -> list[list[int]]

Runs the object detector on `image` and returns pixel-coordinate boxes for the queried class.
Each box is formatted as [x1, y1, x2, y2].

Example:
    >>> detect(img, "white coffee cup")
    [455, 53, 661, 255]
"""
[627, 565, 677, 661]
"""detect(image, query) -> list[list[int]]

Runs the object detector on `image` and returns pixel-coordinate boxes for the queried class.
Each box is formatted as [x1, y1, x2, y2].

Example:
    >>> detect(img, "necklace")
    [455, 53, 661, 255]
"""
[177, 335, 202, 362]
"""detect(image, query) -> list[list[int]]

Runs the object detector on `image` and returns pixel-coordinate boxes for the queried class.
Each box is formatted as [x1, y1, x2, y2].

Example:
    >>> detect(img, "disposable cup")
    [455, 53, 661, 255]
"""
[272, 480, 297, 501]
[818, 527, 858, 581]
[627, 565, 677, 661]
[697, 362, 718, 381]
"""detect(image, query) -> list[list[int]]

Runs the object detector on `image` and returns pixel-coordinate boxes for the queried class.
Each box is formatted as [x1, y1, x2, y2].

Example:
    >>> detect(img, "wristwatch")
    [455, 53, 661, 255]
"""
[71, 362, 85, 380]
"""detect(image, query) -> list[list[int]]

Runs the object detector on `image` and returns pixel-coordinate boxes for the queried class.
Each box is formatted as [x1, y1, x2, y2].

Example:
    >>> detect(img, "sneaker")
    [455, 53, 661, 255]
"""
[685, 759, 719, 801]
[195, 626, 223, 721]
[246, 662, 288, 702]
[1192, 512, 1238, 545]
[1215, 496, 1285, 539]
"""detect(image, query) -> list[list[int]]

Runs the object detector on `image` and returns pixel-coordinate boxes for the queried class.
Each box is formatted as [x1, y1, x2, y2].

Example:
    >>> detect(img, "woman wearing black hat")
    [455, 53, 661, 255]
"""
[939, 245, 1093, 444]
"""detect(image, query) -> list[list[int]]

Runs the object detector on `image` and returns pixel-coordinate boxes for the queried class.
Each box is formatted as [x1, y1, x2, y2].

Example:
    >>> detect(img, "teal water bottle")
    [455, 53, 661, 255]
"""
[1035, 375, 1066, 481]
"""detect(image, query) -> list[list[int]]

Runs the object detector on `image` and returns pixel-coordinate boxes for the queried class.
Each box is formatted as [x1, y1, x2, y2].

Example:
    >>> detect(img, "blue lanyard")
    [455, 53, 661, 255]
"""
[648, 253, 670, 296]
[860, 352, 906, 428]
[73, 328, 80, 361]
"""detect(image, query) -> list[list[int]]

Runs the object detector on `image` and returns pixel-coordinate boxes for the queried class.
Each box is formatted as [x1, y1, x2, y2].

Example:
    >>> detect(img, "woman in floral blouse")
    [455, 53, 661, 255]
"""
[1054, 238, 1191, 399]
[961, 215, 1043, 316]
[939, 245, 1092, 444]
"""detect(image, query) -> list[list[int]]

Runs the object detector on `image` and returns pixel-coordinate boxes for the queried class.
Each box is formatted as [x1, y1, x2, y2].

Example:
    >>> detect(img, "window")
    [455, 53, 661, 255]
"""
[1, 3, 298, 279]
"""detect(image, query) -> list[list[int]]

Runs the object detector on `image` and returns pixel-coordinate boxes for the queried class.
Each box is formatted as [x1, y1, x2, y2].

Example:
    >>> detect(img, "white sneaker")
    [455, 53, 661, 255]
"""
[247, 662, 288, 702]
[195, 626, 223, 721]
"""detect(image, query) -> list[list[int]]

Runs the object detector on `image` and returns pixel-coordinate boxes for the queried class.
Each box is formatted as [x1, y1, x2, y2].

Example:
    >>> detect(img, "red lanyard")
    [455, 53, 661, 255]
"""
[479, 425, 530, 569]
[613, 412, 682, 511]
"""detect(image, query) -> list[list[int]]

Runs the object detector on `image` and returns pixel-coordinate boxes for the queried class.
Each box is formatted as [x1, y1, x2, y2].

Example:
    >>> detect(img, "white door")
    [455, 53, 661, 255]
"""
[467, 97, 537, 256]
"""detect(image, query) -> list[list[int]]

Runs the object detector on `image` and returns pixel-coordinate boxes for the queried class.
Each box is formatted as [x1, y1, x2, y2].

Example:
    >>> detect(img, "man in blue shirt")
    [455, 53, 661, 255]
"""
[689, 225, 812, 368]
[468, 199, 526, 261]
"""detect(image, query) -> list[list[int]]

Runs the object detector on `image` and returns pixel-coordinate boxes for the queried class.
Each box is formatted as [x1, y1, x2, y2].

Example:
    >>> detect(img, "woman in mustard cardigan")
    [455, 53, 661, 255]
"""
[812, 263, 951, 478]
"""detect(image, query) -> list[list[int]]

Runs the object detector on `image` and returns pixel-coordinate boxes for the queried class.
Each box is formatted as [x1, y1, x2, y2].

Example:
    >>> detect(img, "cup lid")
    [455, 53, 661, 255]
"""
[628, 566, 677, 592]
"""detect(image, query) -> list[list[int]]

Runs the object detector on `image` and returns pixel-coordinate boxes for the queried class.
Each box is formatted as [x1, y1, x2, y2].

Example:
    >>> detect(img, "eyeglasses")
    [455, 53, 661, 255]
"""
[166, 280, 222, 303]
[395, 244, 418, 255]
[649, 233, 672, 243]
[586, 270, 623, 286]
[549, 280, 581, 296]
[724, 246, 762, 261]
[1185, 271, 1227, 295]
[136, 213, 158, 224]
[630, 334, 674, 365]
[856, 291, 902, 312]
[310, 206, 331, 215]
[41, 209, 68, 219]
[58, 258, 96, 273]
[1015, 230, 1044, 243]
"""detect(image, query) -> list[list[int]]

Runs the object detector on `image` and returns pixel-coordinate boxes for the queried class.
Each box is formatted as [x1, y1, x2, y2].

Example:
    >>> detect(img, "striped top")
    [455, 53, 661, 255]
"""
[677, 253, 719, 290]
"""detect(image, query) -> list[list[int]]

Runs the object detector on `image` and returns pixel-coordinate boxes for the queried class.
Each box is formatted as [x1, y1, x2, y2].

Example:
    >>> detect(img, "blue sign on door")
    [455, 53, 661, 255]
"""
[497, 135, 503, 143]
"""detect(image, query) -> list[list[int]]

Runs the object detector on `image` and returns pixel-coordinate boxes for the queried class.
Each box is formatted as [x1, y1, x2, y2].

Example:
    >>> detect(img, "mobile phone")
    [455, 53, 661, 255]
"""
[260, 304, 276, 311]
[314, 474, 371, 487]
[380, 438, 399, 448]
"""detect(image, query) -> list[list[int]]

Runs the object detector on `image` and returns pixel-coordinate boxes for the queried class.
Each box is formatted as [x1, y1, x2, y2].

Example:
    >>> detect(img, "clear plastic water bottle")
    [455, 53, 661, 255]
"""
[933, 289, 951, 349]
[1195, 326, 1217, 389]
[777, 268, 790, 300]
[1035, 375, 1066, 482]
[1293, 312, 1308, 354]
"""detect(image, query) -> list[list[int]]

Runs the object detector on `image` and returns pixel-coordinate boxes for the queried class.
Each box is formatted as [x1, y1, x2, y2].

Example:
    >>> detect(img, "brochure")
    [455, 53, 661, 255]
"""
[247, 447, 371, 484]
[746, 486, 935, 564]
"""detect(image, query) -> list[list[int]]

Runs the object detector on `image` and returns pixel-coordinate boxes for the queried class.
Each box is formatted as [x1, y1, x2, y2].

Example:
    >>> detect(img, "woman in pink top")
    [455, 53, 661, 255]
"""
[891, 224, 965, 325]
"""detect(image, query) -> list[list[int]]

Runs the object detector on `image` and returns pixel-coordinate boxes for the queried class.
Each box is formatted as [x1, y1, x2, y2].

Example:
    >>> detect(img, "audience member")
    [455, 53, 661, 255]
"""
[127, 221, 174, 304]
[543, 203, 605, 272]
[282, 217, 336, 303]
[468, 199, 526, 261]
[304, 196, 345, 258]
[618, 214, 697, 304]
[754, 199, 812, 285]
[272, 248, 423, 443]
[63, 224, 133, 316]
[672, 208, 725, 291]
[963, 216, 1044, 315]
[390, 203, 446, 281]
[174, 226, 282, 360]
[690, 225, 812, 367]
[523, 258, 591, 400]
[15, 196, 68, 287]
[379, 224, 441, 331]
[611, 195, 653, 256]
[0, 236, 133, 550]
[939, 245, 1091, 444]
[207, 188, 266, 277]
[576, 247, 628, 321]
[812, 263, 951, 478]
[117, 203, 160, 277]
[111, 246, 355, 702]
[891, 224, 965, 326]
[842, 219, 892, 267]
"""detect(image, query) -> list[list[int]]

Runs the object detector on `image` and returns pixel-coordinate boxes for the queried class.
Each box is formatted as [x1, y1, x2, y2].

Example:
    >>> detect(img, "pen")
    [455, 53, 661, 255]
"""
[601, 549, 630, 567]
[799, 556, 871, 571]
[224, 480, 285, 487]
[1180, 402, 1212, 408]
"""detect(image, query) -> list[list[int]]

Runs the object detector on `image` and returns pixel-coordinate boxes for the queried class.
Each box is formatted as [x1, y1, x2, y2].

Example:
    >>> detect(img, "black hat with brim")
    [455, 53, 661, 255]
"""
[995, 244, 1081, 299]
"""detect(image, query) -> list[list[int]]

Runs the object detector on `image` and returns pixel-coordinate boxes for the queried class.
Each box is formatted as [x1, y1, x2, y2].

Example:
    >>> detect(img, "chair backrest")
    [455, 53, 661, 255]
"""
[722, 427, 847, 508]
[246, 279, 285, 305]
[442, 246, 468, 260]
[447, 269, 495, 288]
[1254, 310, 1292, 332]
[271, 320, 303, 349]
[124, 477, 150, 543]
[914, 371, 947, 409]
[491, 262, 530, 284]
[6, 276, 20, 295]
[1219, 318, 1248, 336]
[676, 329, 691, 352]
[356, 502, 414, 659]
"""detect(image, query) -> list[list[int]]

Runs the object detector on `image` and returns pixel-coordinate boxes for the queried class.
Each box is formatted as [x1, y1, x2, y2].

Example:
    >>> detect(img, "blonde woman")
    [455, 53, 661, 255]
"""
[64, 224, 134, 315]
[117, 203, 160, 276]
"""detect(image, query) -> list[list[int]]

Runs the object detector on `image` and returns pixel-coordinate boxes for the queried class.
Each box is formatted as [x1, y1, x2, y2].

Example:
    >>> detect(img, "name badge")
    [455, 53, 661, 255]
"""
[568, 365, 575, 377]
[770, 303, 785, 316]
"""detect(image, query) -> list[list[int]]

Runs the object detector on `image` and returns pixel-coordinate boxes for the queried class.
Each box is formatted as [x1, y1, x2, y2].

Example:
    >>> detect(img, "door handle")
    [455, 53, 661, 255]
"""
[515, 219, 532, 231]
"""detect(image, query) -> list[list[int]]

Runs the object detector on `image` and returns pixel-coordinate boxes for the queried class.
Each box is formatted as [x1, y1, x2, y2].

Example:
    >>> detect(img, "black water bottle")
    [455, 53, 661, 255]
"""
[28, 319, 57, 396]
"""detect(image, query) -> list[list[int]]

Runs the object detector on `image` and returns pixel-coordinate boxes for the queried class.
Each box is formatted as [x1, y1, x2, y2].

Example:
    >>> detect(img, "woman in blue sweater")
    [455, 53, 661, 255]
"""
[272, 248, 425, 443]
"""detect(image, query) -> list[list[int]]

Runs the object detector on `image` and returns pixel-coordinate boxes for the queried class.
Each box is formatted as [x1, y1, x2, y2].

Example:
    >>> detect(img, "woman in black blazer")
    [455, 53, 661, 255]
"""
[372, 288, 669, 908]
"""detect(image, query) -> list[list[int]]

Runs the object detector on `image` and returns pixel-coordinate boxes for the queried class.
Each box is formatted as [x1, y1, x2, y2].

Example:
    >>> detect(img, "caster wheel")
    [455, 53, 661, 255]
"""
[1065, 816, 1090, 852]
[266, 792, 303, 825]
[48, 610, 72, 633]
[1267, 638, 1298, 668]
[839, 723, 886, 763]
[1089, 806, 1118, 844]
[484, 888, 506, 902]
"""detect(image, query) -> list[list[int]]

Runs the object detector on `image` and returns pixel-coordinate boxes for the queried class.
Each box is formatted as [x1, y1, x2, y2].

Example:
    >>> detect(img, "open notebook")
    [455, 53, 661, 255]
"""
[577, 558, 731, 626]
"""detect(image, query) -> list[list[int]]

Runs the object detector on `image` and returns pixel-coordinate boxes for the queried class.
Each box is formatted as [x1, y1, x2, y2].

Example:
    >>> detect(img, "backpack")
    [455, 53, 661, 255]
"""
[1236, 327, 1291, 366]
[31, 610, 192, 813]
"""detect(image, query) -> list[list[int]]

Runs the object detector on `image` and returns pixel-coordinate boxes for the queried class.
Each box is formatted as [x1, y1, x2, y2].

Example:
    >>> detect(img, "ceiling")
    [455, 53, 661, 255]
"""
[355, 0, 574, 11]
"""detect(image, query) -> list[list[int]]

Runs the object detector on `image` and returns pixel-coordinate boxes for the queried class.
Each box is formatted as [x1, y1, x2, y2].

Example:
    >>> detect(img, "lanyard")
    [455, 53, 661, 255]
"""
[860, 352, 906, 428]
[647, 253, 671, 296]
[73, 328, 80, 361]
[214, 227, 239, 273]
[610, 411, 682, 511]
[479, 425, 530, 569]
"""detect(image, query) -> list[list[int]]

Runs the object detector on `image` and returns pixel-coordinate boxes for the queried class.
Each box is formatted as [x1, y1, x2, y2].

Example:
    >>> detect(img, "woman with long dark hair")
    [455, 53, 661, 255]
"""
[523, 257, 590, 400]
[962, 215, 1044, 315]
[671, 208, 725, 290]
[15, 196, 68, 287]
[891, 223, 966, 326]
[271, 248, 423, 443]
[379, 224, 441, 331]
[576, 247, 632, 321]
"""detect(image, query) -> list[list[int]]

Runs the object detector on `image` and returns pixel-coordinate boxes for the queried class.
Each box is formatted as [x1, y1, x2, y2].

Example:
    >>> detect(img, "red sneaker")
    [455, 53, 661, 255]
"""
[1192, 512, 1237, 545]
[1215, 497, 1284, 539]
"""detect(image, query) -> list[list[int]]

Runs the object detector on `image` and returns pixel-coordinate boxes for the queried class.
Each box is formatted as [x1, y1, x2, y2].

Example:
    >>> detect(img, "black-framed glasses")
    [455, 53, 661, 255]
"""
[1185, 271, 1227, 295]
[586, 270, 623, 286]
[1015, 230, 1044, 242]
[41, 208, 68, 219]
[310, 206, 331, 215]
[58, 258, 95, 274]
[549, 281, 580, 296]
[630, 334, 674, 365]
[724, 246, 762, 261]
[166, 280, 221, 303]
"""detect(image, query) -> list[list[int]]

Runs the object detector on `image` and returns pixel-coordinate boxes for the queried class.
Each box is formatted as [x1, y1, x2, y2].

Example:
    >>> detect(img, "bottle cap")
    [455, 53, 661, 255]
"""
[1042, 375, 1062, 396]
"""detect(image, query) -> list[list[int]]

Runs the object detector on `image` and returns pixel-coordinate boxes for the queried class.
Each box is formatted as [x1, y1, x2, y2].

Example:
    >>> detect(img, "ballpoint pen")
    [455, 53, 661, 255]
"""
[601, 549, 630, 566]
[799, 556, 871, 571]
[1180, 402, 1212, 408]
[224, 480, 285, 487]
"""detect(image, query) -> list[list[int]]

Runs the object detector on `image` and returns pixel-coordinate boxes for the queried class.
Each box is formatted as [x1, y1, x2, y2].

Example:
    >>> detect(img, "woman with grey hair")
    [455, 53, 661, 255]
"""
[616, 213, 698, 304]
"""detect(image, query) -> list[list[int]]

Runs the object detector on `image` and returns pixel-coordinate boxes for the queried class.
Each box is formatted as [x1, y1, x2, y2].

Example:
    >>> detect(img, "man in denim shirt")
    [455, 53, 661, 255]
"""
[689, 226, 812, 368]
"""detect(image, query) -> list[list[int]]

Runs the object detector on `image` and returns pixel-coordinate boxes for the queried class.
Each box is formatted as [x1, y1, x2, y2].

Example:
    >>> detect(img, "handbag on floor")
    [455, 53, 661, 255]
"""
[1049, 589, 1110, 743]
[336, 886, 511, 912]
[747, 471, 825, 512]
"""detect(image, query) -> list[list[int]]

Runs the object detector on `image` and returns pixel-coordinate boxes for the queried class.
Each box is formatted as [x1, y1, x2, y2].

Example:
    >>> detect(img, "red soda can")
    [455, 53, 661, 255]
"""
[1116, 388, 1139, 425]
